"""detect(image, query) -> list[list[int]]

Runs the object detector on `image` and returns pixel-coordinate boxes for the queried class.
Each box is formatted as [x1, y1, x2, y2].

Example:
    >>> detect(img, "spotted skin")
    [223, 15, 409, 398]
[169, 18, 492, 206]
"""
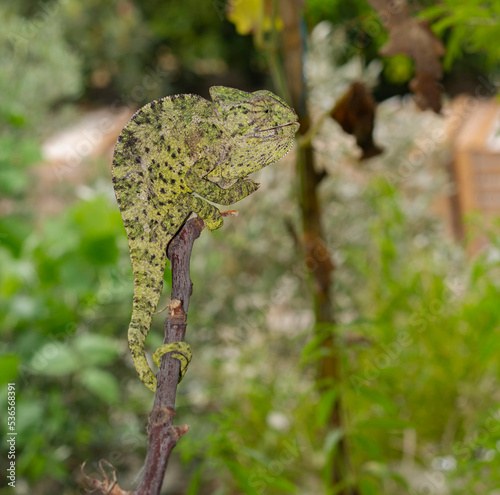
[112, 86, 299, 392]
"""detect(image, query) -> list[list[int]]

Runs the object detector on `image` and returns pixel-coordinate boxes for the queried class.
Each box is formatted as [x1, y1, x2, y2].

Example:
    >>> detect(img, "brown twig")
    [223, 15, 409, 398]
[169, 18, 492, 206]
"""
[136, 216, 204, 495]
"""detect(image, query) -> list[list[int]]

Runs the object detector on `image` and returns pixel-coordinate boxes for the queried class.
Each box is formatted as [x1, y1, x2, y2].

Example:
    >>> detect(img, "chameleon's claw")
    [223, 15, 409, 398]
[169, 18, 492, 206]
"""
[152, 341, 192, 382]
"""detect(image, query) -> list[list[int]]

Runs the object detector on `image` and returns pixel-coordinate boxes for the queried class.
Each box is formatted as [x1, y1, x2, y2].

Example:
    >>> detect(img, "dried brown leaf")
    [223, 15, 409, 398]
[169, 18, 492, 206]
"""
[368, 0, 445, 112]
[330, 82, 383, 160]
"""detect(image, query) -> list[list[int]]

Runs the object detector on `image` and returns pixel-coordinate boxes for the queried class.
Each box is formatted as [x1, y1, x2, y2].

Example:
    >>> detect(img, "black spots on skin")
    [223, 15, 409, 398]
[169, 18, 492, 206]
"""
[123, 218, 143, 239]
[135, 157, 141, 164]
[170, 178, 176, 185]
[167, 145, 171, 152]
[116, 180, 133, 190]
[171, 152, 177, 159]
[145, 147, 150, 153]
[160, 187, 166, 193]
[136, 110, 151, 125]
[177, 147, 181, 154]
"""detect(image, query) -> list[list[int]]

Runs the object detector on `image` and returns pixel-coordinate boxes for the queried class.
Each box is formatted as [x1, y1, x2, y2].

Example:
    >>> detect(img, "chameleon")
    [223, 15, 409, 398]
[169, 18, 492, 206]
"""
[112, 86, 299, 392]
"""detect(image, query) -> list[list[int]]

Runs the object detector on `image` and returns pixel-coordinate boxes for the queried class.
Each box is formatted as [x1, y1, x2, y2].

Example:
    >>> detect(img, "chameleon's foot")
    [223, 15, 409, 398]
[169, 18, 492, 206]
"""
[236, 178, 260, 196]
[153, 300, 170, 315]
[204, 214, 224, 232]
[152, 341, 192, 382]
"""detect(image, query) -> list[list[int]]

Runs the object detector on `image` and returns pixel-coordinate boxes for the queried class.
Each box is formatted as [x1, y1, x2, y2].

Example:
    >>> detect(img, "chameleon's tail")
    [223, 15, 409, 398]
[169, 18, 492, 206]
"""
[128, 248, 167, 392]
[128, 249, 193, 392]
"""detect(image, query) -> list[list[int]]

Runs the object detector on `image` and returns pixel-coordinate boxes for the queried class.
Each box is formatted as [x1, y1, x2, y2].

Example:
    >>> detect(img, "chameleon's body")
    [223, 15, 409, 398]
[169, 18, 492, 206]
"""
[112, 86, 299, 392]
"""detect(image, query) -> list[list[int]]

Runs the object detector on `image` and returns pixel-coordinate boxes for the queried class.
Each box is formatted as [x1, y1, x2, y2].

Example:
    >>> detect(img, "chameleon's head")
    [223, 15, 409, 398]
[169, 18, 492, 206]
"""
[208, 86, 299, 182]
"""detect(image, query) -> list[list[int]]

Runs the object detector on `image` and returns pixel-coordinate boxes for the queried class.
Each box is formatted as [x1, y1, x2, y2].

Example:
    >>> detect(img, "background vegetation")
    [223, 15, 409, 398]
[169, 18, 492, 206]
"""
[1, 0, 499, 494]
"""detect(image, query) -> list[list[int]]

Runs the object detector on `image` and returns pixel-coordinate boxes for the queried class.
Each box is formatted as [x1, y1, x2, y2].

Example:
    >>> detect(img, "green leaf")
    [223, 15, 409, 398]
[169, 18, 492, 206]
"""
[316, 389, 338, 427]
[80, 234, 119, 265]
[70, 197, 122, 239]
[432, 15, 458, 35]
[17, 399, 45, 434]
[383, 54, 414, 84]
[79, 368, 120, 404]
[351, 433, 383, 460]
[263, 475, 298, 492]
[185, 465, 203, 495]
[359, 477, 380, 495]
[0, 354, 19, 384]
[29, 343, 80, 376]
[418, 5, 448, 20]
[324, 428, 344, 455]
[224, 459, 260, 495]
[358, 418, 412, 430]
[73, 334, 120, 366]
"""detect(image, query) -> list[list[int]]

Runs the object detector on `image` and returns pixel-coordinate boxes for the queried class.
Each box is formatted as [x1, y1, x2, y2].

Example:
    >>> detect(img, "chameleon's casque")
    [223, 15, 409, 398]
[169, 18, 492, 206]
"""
[112, 86, 299, 391]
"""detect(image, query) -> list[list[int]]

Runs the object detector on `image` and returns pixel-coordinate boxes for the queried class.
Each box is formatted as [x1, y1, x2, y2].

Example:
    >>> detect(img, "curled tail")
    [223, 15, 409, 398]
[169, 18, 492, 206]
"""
[128, 247, 167, 392]
[127, 241, 193, 392]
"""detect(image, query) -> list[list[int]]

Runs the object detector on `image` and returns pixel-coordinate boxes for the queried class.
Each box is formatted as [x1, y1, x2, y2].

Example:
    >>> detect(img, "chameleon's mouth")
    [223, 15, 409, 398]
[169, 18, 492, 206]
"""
[254, 121, 300, 138]
[258, 121, 299, 132]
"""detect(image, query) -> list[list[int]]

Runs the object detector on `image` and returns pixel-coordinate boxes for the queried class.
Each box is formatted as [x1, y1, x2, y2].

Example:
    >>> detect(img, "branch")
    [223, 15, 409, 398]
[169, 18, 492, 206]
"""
[136, 216, 204, 495]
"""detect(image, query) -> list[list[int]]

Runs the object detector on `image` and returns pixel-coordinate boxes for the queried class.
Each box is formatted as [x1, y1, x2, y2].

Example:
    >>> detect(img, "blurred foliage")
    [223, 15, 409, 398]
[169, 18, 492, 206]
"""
[420, 0, 500, 71]
[0, 5, 82, 134]
[1, 0, 500, 494]
[4, 0, 262, 105]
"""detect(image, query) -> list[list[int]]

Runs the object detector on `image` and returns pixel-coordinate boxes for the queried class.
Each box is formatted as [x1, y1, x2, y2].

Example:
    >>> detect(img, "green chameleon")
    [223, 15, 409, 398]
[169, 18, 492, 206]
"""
[112, 86, 299, 392]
